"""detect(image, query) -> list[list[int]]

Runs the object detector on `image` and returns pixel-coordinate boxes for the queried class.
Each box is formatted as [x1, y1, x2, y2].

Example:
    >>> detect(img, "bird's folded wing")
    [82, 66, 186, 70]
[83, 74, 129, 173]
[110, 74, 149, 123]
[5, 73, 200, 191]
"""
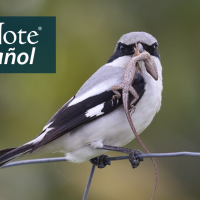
[31, 73, 145, 151]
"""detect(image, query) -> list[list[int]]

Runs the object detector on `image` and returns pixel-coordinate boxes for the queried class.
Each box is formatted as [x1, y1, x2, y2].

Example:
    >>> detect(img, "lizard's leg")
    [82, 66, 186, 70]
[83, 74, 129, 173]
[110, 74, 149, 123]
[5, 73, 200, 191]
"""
[110, 84, 123, 105]
[129, 86, 139, 115]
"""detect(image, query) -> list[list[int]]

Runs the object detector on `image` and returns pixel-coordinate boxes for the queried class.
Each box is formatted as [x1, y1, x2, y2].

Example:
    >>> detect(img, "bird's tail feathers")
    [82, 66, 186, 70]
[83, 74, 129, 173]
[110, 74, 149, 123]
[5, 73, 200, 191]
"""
[0, 144, 34, 167]
[0, 148, 16, 156]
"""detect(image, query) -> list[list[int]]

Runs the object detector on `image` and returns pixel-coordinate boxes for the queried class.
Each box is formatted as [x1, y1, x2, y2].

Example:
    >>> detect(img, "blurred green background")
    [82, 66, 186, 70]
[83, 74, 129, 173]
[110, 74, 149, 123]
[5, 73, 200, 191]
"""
[0, 0, 200, 200]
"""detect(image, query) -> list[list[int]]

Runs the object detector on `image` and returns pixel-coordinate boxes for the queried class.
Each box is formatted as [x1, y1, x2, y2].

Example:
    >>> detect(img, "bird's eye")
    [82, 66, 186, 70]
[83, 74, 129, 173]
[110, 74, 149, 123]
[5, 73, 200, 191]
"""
[152, 43, 158, 49]
[118, 42, 125, 50]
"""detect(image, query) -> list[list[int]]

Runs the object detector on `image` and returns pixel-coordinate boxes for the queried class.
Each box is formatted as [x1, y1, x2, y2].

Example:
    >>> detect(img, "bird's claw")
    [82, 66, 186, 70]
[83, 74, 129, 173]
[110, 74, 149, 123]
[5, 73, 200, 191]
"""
[129, 149, 143, 169]
[90, 155, 111, 169]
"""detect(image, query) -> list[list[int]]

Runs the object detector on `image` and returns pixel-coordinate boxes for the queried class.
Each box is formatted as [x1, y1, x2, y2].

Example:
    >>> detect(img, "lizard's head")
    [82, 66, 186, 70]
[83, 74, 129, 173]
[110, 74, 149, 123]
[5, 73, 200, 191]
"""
[107, 32, 161, 81]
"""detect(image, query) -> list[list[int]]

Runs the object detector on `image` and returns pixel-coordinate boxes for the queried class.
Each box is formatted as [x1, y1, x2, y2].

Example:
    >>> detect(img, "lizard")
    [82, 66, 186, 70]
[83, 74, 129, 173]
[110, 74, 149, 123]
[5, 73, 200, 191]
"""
[110, 43, 158, 200]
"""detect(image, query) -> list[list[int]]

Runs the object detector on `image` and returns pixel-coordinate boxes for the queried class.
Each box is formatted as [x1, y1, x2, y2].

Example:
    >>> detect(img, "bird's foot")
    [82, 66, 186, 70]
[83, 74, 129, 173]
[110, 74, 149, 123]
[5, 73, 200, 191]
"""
[129, 149, 144, 169]
[90, 155, 111, 169]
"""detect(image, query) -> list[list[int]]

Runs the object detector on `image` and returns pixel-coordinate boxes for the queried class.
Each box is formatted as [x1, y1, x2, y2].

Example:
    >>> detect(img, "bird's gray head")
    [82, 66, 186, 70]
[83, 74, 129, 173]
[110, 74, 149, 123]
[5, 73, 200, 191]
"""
[107, 32, 160, 63]
[119, 32, 157, 46]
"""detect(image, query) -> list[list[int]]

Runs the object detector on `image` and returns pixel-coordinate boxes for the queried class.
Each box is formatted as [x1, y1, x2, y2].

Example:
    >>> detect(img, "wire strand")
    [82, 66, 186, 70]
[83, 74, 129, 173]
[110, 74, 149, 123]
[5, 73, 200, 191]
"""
[82, 164, 96, 200]
[2, 151, 200, 200]
[2, 151, 200, 168]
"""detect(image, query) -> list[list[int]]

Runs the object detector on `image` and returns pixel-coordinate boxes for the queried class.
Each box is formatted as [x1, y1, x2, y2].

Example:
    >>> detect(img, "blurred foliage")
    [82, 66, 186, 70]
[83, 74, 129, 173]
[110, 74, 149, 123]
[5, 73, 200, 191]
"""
[0, 0, 200, 200]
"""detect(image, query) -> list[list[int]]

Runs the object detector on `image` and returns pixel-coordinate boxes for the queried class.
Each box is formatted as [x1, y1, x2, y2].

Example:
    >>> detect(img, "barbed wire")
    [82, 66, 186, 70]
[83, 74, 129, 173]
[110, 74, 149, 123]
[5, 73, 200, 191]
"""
[2, 151, 200, 200]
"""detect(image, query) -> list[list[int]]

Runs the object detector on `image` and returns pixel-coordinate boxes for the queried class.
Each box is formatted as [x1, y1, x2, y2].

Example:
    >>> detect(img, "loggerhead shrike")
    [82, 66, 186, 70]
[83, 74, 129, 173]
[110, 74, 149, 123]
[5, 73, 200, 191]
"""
[0, 32, 163, 167]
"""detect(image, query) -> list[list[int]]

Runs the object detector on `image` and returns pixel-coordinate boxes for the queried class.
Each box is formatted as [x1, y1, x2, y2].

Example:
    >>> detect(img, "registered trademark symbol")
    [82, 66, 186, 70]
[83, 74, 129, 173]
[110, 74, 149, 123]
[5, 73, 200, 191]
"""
[38, 26, 42, 31]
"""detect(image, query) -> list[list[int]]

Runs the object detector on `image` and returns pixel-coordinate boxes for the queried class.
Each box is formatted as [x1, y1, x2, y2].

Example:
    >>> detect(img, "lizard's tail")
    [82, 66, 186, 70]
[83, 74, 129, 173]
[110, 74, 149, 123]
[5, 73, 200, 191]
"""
[123, 99, 158, 200]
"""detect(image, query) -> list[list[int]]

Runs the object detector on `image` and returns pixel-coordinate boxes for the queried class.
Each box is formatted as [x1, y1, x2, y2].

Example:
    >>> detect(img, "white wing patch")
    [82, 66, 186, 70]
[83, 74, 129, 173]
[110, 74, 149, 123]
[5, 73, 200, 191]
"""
[27, 122, 54, 145]
[85, 103, 104, 118]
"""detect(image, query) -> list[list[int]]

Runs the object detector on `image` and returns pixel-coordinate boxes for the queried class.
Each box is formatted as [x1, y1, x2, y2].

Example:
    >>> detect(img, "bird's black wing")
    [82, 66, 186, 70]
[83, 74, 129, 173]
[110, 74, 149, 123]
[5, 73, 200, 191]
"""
[31, 74, 145, 151]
